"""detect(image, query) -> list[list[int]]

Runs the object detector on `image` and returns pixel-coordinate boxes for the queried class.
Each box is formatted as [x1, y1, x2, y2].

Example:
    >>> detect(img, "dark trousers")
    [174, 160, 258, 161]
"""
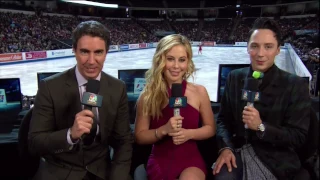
[213, 152, 310, 180]
[83, 171, 104, 180]
[33, 159, 105, 180]
[315, 68, 319, 96]
[213, 151, 243, 180]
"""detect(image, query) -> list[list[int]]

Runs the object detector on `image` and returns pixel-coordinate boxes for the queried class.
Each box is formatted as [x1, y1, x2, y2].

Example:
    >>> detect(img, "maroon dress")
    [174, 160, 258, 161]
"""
[146, 80, 207, 180]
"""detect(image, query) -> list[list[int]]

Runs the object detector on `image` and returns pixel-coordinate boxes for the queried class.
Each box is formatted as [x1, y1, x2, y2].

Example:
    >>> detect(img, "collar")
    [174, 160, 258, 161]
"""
[75, 65, 101, 87]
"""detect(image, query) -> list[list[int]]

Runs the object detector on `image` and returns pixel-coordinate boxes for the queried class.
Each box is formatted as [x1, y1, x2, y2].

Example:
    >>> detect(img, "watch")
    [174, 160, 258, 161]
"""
[257, 123, 265, 132]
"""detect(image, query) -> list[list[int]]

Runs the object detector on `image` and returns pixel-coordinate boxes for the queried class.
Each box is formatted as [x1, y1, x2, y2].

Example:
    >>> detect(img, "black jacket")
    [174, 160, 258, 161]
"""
[216, 65, 311, 179]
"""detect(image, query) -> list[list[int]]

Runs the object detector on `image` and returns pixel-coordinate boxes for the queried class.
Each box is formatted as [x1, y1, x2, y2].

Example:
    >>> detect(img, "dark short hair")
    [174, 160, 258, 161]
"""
[72, 20, 110, 52]
[248, 18, 282, 47]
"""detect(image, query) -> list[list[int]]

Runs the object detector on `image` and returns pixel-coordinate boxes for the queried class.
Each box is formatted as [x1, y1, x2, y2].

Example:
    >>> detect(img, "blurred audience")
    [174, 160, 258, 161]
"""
[0, 9, 318, 72]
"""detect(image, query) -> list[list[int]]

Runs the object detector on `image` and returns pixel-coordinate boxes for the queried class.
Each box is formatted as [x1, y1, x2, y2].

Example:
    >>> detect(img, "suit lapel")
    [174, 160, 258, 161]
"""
[258, 66, 282, 122]
[64, 67, 82, 127]
[239, 67, 250, 109]
[98, 73, 111, 138]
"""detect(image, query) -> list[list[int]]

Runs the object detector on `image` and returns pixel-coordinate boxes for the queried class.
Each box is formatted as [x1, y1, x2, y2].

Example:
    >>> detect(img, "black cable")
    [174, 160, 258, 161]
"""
[64, 165, 73, 180]
[79, 135, 106, 179]
[245, 130, 248, 145]
[63, 137, 78, 180]
[244, 134, 248, 180]
[63, 139, 85, 180]
[63, 140, 90, 180]
[244, 127, 249, 179]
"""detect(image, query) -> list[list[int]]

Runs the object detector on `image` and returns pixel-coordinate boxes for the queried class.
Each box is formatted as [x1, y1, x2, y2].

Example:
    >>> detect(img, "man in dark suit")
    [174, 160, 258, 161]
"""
[212, 18, 311, 180]
[28, 21, 133, 180]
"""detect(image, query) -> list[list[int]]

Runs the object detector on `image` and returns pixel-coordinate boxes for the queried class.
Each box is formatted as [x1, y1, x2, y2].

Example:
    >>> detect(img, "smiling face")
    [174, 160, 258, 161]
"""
[163, 45, 189, 85]
[73, 35, 107, 79]
[247, 29, 280, 72]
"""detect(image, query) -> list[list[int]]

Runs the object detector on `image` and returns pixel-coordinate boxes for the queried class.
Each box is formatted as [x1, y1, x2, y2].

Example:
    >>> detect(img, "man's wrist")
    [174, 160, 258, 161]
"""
[68, 128, 79, 144]
[70, 130, 78, 142]
[257, 122, 265, 132]
[256, 122, 266, 139]
[218, 147, 234, 154]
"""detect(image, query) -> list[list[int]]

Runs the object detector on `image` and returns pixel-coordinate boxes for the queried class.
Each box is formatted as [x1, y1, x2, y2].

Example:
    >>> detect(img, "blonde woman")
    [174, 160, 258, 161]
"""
[135, 34, 216, 180]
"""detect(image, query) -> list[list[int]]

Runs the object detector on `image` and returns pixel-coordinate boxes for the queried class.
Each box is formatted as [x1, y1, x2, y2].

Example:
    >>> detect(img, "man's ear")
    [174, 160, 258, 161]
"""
[247, 43, 251, 54]
[276, 46, 280, 55]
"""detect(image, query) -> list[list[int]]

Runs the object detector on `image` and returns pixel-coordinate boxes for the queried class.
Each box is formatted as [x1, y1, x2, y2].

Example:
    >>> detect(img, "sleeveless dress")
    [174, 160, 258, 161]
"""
[146, 80, 207, 180]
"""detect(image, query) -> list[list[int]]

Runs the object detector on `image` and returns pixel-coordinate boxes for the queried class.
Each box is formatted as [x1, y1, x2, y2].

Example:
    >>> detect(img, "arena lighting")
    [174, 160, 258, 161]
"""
[61, 0, 118, 8]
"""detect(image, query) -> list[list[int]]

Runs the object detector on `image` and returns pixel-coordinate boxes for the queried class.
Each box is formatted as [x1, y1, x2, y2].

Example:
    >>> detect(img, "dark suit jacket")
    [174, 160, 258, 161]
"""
[216, 65, 311, 180]
[28, 67, 133, 180]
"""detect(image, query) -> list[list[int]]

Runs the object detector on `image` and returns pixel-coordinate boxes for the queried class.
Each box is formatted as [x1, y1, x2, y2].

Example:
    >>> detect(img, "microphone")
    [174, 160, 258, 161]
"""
[80, 79, 103, 145]
[241, 71, 262, 129]
[169, 83, 187, 117]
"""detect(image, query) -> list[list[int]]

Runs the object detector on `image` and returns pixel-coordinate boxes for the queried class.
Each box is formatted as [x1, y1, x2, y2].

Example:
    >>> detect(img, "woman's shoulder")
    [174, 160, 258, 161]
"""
[187, 82, 208, 96]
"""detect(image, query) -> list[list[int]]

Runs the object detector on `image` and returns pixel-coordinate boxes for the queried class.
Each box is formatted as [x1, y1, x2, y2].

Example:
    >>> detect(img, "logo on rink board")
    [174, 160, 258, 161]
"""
[134, 78, 146, 94]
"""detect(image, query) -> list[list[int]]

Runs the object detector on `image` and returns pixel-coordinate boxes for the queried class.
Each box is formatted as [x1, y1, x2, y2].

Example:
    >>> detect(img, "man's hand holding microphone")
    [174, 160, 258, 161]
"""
[69, 79, 103, 146]
[70, 110, 95, 142]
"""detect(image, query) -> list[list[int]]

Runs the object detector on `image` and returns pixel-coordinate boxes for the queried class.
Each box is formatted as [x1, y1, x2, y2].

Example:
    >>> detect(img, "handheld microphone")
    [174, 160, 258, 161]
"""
[80, 79, 103, 145]
[241, 71, 262, 129]
[167, 84, 188, 179]
[169, 83, 187, 117]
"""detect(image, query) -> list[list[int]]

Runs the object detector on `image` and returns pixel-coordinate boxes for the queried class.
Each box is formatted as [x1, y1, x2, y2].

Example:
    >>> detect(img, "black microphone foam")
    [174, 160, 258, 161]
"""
[171, 83, 183, 97]
[244, 78, 259, 91]
[86, 79, 100, 94]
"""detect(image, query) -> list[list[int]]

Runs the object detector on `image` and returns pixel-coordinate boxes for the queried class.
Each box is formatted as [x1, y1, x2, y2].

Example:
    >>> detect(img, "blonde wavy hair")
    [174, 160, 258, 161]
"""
[141, 34, 195, 119]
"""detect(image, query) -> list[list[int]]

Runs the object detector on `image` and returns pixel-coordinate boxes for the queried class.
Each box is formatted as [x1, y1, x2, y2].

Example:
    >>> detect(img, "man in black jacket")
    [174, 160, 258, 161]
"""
[212, 18, 311, 180]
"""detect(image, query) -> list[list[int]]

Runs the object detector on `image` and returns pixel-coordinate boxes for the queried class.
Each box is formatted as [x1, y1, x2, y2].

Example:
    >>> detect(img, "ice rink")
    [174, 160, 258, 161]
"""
[0, 46, 293, 102]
